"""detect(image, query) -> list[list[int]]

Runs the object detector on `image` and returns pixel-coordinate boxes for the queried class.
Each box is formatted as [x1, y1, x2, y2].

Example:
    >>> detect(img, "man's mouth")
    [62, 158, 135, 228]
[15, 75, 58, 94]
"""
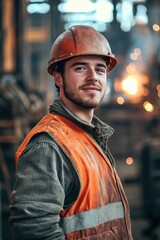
[81, 84, 101, 91]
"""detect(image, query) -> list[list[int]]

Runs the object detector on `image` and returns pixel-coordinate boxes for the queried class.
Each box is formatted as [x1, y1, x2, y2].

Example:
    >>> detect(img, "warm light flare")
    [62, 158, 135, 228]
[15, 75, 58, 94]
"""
[143, 101, 154, 112]
[117, 96, 125, 105]
[114, 72, 150, 104]
[152, 24, 160, 32]
[126, 157, 134, 165]
[122, 77, 138, 95]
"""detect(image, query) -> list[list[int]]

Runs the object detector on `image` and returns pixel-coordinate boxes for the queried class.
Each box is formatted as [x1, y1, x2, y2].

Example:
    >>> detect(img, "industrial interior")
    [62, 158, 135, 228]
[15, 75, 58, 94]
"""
[0, 0, 160, 239]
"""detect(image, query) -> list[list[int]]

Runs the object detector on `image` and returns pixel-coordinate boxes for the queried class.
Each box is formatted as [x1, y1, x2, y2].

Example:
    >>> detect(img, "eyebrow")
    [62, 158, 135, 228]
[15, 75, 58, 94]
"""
[70, 62, 107, 69]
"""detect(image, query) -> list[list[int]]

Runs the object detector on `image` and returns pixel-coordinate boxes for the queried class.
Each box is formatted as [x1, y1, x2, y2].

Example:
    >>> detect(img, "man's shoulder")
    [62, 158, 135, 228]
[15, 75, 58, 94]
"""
[28, 131, 56, 146]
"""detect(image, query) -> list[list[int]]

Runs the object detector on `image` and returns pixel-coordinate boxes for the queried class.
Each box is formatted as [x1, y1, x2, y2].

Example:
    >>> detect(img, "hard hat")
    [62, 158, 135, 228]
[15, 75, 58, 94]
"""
[47, 25, 117, 75]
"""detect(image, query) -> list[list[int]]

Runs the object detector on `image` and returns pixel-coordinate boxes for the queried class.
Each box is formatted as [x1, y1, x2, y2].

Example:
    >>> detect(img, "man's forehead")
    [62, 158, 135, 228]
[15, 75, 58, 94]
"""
[66, 55, 107, 66]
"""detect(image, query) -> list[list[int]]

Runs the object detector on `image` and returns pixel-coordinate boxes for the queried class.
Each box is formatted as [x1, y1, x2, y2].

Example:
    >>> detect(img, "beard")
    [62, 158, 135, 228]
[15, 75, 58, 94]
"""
[62, 77, 106, 110]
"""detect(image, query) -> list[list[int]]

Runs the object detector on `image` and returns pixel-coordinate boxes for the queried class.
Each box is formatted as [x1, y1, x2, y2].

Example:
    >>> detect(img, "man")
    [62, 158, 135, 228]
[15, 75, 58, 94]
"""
[9, 25, 133, 239]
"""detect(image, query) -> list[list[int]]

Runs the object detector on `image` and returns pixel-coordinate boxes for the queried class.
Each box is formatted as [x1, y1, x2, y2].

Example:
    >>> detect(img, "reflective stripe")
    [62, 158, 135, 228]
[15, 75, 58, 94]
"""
[61, 202, 124, 234]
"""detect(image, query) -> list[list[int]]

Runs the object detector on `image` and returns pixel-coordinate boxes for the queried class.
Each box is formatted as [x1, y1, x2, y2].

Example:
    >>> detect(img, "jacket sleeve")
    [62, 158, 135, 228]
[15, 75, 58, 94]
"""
[9, 133, 80, 240]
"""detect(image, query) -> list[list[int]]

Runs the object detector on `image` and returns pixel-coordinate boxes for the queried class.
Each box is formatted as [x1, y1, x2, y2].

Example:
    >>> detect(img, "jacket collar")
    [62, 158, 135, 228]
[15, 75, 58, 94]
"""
[49, 99, 114, 139]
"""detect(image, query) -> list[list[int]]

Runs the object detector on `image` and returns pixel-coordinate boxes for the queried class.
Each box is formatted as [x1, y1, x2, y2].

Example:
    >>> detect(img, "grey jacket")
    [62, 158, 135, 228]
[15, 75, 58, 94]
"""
[9, 99, 114, 240]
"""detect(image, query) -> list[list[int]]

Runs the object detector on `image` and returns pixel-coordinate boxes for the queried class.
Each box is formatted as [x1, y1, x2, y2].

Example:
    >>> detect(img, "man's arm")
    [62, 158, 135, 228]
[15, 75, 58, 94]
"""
[9, 133, 78, 240]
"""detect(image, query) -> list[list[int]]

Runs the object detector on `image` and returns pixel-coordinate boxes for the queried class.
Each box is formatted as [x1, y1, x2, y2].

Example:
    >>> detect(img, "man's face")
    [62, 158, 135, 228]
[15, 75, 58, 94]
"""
[59, 55, 108, 110]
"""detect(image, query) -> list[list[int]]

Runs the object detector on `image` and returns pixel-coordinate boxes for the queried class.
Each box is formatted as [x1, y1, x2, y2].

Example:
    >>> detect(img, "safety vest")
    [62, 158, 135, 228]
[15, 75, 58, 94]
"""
[16, 113, 133, 240]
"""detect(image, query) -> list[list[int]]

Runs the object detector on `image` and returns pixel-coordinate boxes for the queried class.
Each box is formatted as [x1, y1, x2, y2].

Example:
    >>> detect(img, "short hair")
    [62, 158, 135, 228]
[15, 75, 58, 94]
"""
[54, 60, 67, 92]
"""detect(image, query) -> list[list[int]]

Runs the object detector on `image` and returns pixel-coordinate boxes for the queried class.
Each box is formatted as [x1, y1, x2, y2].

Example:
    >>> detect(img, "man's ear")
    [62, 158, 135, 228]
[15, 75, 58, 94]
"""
[53, 71, 63, 88]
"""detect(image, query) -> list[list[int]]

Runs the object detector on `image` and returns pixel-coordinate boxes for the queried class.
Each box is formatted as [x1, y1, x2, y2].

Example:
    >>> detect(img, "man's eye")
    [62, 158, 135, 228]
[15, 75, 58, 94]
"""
[97, 68, 106, 74]
[75, 66, 86, 71]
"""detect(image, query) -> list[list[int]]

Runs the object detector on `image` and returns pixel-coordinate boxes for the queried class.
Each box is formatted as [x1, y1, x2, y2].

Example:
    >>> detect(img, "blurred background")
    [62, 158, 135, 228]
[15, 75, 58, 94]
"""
[0, 0, 160, 239]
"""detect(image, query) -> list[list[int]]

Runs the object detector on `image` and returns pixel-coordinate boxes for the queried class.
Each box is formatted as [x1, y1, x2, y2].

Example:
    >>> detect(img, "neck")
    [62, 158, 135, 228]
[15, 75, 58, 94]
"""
[60, 98, 94, 123]
[72, 108, 94, 123]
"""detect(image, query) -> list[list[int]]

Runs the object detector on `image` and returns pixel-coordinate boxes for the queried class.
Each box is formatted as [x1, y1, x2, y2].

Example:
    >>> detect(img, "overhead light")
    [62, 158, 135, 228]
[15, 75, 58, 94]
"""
[27, 3, 50, 14]
[132, 0, 146, 2]
[134, 5, 148, 25]
[58, 0, 96, 13]
[95, 0, 114, 23]
[116, 0, 134, 32]
[62, 13, 96, 23]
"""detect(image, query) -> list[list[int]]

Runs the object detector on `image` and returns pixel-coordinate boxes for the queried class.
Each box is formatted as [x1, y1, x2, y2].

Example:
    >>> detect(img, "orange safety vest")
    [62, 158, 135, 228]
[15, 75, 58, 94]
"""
[16, 113, 133, 240]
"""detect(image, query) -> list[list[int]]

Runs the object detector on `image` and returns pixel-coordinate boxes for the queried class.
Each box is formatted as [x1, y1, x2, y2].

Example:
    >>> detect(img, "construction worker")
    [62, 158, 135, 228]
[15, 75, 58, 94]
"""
[9, 25, 133, 239]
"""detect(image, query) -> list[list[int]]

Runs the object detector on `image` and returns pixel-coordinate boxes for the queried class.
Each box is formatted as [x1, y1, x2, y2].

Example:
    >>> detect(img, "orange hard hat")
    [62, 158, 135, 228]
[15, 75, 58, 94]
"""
[47, 25, 117, 75]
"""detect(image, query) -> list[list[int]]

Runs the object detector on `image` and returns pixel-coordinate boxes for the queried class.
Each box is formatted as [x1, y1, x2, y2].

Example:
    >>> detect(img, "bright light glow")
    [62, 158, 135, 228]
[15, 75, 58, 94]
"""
[116, 3, 121, 22]
[122, 76, 138, 95]
[126, 157, 134, 166]
[95, 0, 113, 23]
[115, 73, 150, 104]
[62, 13, 95, 22]
[59, 0, 147, 33]
[116, 0, 134, 32]
[117, 96, 125, 105]
[58, 0, 96, 13]
[135, 5, 148, 25]
[152, 24, 160, 32]
[27, 3, 50, 14]
[143, 101, 154, 112]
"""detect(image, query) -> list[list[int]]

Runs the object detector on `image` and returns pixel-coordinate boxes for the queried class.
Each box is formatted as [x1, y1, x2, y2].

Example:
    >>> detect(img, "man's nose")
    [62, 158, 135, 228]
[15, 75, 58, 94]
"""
[86, 68, 98, 82]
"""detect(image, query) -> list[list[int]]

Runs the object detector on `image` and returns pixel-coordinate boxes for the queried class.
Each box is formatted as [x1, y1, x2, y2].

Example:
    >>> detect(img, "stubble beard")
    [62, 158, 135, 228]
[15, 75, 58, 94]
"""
[63, 78, 106, 110]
